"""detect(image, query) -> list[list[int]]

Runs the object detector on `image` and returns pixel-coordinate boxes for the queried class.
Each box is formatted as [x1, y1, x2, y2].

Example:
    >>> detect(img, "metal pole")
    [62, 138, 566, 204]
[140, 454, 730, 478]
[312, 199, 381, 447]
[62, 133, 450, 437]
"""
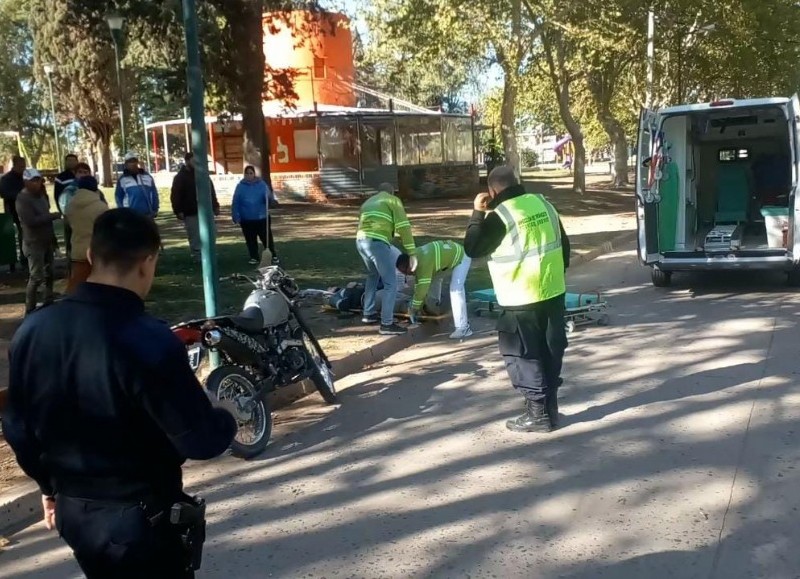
[112, 36, 127, 155]
[143, 119, 152, 172]
[163, 125, 171, 172]
[181, 0, 219, 322]
[183, 107, 191, 151]
[45, 72, 62, 171]
[646, 9, 655, 108]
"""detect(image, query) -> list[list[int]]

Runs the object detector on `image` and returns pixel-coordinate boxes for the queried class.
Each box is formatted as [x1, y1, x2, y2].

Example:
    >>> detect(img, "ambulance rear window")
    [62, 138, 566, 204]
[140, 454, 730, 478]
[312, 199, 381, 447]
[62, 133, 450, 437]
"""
[719, 148, 749, 162]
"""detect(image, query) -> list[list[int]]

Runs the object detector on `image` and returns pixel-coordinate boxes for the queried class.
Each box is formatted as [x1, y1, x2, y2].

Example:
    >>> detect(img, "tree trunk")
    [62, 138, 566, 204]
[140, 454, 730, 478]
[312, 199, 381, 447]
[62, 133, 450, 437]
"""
[540, 29, 585, 193]
[556, 90, 585, 193]
[500, 68, 520, 176]
[597, 110, 629, 186]
[98, 137, 113, 188]
[227, 5, 272, 187]
[86, 122, 114, 186]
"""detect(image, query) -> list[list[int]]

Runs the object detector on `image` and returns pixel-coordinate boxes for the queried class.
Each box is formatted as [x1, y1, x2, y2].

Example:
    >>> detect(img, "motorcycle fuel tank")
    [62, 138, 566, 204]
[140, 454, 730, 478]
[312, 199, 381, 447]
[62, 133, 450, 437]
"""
[244, 289, 290, 328]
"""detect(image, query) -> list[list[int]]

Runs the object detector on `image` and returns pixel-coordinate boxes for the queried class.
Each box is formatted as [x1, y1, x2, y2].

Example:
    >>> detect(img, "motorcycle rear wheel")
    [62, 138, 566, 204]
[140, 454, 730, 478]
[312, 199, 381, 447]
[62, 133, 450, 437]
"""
[205, 366, 272, 459]
[303, 333, 338, 404]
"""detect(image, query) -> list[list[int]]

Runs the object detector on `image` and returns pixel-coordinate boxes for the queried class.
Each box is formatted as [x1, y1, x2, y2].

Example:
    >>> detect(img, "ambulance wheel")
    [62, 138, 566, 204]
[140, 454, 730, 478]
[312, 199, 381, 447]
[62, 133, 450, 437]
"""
[565, 321, 576, 334]
[788, 269, 800, 287]
[651, 268, 672, 288]
[597, 314, 610, 327]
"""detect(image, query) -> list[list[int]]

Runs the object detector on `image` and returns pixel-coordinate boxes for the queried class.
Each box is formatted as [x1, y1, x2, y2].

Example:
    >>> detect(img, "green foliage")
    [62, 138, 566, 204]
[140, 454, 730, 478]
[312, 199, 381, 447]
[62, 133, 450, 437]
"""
[355, 0, 483, 109]
[0, 0, 53, 167]
[520, 148, 538, 168]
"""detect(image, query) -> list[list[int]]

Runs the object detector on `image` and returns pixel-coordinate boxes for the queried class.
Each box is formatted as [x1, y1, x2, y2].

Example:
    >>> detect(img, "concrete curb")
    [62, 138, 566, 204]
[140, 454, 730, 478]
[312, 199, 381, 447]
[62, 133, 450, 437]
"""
[570, 230, 637, 268]
[0, 230, 636, 535]
[0, 322, 439, 536]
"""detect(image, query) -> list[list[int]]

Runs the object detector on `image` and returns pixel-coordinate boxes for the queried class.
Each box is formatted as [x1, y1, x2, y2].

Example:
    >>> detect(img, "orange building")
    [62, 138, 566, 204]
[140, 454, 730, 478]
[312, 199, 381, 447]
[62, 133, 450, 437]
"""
[263, 10, 355, 109]
[144, 10, 478, 202]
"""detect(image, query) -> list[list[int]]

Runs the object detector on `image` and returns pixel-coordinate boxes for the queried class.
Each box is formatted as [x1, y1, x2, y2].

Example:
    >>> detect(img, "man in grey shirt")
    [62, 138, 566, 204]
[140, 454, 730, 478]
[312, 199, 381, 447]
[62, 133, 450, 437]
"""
[16, 169, 61, 313]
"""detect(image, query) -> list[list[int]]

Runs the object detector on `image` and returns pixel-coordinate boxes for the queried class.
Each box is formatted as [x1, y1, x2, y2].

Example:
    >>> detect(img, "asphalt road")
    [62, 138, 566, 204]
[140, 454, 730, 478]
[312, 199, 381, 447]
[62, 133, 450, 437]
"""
[2, 246, 800, 578]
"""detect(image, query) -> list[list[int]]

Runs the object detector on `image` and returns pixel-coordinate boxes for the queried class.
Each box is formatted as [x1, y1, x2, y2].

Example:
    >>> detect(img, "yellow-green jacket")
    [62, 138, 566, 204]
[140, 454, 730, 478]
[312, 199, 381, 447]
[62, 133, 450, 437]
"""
[356, 192, 416, 255]
[411, 240, 466, 309]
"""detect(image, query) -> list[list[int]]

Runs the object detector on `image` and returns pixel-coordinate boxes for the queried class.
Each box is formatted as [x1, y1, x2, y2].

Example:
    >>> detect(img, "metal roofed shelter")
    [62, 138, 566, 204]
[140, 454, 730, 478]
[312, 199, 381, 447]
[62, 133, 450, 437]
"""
[144, 102, 479, 201]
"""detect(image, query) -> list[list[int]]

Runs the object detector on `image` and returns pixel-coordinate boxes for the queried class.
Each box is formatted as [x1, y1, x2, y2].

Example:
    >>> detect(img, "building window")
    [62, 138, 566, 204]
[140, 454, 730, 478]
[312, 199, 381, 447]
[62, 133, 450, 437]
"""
[313, 57, 326, 79]
[294, 129, 317, 160]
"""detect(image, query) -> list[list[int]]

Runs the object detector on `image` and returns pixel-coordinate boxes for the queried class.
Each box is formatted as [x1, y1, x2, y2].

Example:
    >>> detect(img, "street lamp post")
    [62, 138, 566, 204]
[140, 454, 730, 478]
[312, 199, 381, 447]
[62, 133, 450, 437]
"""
[42, 64, 62, 171]
[106, 13, 127, 156]
[181, 0, 219, 323]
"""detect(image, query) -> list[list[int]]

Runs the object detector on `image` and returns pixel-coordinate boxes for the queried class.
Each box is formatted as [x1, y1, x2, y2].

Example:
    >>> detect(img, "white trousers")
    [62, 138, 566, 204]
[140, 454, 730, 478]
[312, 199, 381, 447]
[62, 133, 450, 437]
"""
[429, 256, 472, 330]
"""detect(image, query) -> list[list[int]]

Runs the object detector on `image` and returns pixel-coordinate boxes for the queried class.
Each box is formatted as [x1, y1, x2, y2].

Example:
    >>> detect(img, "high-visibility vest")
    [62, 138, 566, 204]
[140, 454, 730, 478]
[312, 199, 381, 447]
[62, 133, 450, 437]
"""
[488, 194, 566, 306]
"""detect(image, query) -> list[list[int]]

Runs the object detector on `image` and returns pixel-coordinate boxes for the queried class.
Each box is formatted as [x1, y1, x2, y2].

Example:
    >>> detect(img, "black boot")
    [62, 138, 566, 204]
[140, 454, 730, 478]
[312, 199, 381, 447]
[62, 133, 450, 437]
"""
[506, 400, 553, 433]
[546, 395, 559, 429]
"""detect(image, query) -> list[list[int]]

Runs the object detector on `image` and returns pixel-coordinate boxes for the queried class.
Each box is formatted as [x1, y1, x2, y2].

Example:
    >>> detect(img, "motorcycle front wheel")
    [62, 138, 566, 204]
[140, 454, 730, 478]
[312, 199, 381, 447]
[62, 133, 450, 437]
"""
[303, 332, 338, 404]
[205, 365, 272, 459]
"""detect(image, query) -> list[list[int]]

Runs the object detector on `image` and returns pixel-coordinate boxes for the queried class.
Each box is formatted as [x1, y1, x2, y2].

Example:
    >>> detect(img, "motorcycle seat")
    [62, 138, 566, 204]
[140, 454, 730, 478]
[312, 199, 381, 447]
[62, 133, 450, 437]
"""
[231, 307, 264, 333]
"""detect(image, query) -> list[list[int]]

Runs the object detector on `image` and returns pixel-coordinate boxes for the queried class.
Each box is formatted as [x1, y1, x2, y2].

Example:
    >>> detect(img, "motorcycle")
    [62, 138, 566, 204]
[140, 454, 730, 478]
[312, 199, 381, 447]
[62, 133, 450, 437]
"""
[171, 265, 336, 459]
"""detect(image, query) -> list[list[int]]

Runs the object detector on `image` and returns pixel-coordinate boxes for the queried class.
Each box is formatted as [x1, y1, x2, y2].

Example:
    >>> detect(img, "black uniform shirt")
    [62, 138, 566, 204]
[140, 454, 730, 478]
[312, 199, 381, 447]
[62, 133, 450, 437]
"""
[2, 282, 236, 501]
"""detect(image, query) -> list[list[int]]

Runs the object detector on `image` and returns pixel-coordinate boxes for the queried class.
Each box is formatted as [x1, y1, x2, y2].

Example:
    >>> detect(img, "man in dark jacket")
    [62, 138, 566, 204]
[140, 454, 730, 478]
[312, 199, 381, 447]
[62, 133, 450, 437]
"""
[54, 153, 79, 206]
[0, 155, 27, 266]
[171, 152, 220, 259]
[2, 209, 236, 577]
[464, 166, 571, 433]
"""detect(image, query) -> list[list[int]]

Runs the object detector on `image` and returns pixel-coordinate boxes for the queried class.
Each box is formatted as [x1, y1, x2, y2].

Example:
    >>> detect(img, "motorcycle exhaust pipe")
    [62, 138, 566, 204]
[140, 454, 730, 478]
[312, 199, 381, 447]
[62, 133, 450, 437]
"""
[204, 329, 261, 367]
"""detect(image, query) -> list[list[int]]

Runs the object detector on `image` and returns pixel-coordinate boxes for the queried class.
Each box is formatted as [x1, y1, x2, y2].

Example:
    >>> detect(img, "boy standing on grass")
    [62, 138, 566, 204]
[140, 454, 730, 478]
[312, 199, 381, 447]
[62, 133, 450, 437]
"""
[115, 152, 159, 219]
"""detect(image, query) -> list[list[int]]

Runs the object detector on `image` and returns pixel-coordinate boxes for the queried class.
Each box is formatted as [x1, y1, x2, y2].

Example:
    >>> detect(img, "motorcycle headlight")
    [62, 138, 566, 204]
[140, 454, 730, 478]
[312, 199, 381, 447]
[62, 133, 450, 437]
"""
[204, 329, 222, 346]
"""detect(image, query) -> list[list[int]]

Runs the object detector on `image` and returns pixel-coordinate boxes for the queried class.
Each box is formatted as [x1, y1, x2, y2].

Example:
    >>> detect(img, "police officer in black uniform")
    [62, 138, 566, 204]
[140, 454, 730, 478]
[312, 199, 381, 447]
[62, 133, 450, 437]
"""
[464, 166, 571, 433]
[2, 209, 236, 578]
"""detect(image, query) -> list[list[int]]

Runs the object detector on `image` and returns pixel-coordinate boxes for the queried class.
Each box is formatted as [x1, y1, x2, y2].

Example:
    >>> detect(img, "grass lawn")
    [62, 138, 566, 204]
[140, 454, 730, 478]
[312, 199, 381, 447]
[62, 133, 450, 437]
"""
[146, 188, 492, 322]
[72, 171, 631, 324]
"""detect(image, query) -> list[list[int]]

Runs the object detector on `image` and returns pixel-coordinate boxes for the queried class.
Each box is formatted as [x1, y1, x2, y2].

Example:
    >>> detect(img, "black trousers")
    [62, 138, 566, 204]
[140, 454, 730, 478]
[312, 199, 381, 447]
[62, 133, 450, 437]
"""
[4, 199, 25, 268]
[56, 495, 193, 579]
[497, 294, 568, 403]
[240, 218, 276, 260]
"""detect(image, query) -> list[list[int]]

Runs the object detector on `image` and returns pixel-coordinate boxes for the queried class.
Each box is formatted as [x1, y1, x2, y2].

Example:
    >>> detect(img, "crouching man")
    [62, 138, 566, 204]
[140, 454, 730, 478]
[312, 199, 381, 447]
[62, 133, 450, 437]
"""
[396, 239, 472, 339]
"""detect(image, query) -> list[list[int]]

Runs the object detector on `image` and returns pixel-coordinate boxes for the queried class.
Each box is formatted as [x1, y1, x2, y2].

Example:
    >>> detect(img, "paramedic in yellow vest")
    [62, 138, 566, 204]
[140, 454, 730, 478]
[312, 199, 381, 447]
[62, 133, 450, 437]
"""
[356, 183, 417, 336]
[396, 240, 473, 340]
[464, 166, 571, 433]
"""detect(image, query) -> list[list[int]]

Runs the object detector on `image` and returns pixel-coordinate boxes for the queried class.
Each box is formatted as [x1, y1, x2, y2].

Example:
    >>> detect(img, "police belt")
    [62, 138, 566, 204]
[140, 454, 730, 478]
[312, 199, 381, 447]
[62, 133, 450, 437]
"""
[55, 489, 207, 573]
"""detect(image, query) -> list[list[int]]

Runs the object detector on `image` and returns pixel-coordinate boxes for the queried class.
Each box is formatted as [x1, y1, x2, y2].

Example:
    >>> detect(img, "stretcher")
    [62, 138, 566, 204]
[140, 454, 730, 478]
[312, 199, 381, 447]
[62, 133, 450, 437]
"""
[469, 288, 610, 334]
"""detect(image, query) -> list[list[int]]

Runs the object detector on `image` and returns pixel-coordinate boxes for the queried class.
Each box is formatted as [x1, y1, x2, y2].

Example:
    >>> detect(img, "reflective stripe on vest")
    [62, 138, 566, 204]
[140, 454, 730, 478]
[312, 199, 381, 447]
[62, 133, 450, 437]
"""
[488, 194, 566, 307]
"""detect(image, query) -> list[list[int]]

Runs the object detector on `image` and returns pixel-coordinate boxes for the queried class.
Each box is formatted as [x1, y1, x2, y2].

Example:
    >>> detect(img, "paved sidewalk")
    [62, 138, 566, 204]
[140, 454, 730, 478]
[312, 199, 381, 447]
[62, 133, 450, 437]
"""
[2, 247, 799, 578]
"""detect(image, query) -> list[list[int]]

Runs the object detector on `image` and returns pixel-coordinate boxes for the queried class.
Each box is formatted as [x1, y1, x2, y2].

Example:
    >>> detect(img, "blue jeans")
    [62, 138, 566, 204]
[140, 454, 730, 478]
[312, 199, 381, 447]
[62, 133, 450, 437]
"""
[356, 238, 397, 325]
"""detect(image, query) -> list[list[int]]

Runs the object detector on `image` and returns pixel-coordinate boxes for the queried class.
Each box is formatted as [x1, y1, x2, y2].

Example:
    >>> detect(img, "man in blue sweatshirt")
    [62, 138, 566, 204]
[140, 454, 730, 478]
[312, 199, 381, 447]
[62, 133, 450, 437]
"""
[114, 152, 159, 218]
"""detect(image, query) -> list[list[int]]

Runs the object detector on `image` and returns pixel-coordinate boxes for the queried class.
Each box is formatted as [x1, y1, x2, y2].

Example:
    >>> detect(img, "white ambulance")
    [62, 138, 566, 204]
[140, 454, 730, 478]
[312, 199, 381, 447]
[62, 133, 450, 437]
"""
[636, 97, 800, 286]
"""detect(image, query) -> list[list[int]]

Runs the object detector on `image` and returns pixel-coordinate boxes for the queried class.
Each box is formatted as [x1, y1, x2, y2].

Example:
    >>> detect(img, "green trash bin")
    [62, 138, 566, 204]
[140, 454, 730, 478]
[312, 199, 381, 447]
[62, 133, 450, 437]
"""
[0, 213, 19, 270]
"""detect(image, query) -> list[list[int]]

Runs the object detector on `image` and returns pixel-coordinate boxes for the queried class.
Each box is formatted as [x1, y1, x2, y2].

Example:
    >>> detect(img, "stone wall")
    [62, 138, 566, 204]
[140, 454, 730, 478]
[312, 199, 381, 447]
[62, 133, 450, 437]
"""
[271, 171, 328, 203]
[396, 164, 480, 201]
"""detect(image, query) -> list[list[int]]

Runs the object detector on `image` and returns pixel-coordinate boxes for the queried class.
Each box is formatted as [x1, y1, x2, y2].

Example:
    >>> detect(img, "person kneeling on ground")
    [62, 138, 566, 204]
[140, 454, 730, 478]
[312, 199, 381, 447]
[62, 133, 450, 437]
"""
[16, 169, 61, 314]
[64, 175, 108, 293]
[396, 240, 473, 339]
